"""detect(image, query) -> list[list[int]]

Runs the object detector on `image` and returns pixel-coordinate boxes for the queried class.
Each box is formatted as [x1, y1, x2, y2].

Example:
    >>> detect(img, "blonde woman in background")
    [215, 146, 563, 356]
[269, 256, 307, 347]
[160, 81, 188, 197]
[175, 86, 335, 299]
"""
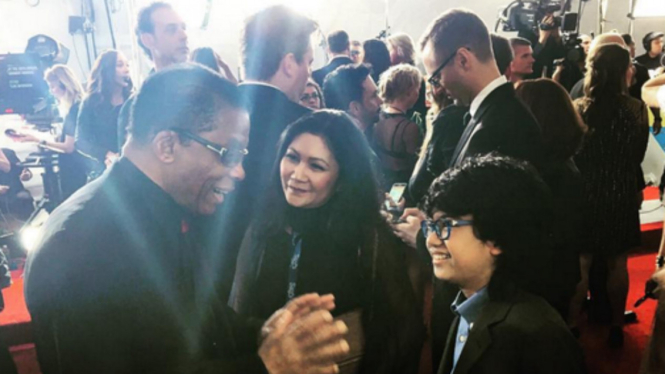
[16, 64, 87, 199]
[373, 64, 423, 190]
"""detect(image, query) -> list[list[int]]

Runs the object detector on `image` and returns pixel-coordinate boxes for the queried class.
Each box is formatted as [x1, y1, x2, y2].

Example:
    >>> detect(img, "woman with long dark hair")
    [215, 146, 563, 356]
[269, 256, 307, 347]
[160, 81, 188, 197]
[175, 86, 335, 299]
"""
[363, 39, 391, 84]
[16, 64, 87, 200]
[76, 50, 133, 177]
[231, 110, 424, 374]
[515, 78, 587, 319]
[570, 43, 649, 347]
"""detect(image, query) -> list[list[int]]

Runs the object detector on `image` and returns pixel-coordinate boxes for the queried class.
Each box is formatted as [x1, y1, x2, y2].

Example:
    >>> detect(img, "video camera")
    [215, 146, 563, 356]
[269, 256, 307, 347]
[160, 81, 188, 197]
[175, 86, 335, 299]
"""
[554, 33, 586, 67]
[498, 0, 578, 34]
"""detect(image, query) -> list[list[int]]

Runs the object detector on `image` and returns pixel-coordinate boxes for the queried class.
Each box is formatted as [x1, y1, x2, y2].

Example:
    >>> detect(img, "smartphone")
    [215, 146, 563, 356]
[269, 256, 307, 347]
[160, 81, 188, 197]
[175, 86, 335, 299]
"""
[385, 183, 407, 222]
[388, 183, 407, 206]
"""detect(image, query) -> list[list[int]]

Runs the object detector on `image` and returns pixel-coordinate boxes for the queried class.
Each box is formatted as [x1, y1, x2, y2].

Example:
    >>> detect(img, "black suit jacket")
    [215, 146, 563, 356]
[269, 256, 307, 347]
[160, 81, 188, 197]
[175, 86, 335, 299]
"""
[197, 83, 311, 300]
[437, 286, 586, 374]
[24, 159, 265, 374]
[312, 56, 353, 87]
[450, 83, 543, 169]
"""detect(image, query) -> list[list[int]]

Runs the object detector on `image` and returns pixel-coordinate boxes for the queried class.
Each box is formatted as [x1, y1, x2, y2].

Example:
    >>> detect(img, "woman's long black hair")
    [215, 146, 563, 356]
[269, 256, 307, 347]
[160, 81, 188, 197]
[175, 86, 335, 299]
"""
[255, 109, 382, 245]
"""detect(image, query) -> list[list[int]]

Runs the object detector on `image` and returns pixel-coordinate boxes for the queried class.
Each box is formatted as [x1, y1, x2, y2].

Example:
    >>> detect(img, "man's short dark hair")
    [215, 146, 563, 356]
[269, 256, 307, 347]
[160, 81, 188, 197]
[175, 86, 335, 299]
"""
[130, 64, 242, 143]
[510, 37, 532, 48]
[421, 154, 553, 298]
[328, 30, 350, 54]
[491, 34, 513, 74]
[419, 8, 493, 64]
[322, 64, 371, 112]
[621, 33, 633, 46]
[135, 2, 172, 60]
[241, 5, 318, 81]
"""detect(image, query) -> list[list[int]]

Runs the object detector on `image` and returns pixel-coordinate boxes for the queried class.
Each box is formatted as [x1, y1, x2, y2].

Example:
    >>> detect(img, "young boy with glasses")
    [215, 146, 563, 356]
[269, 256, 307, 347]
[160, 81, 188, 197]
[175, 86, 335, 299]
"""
[421, 154, 585, 374]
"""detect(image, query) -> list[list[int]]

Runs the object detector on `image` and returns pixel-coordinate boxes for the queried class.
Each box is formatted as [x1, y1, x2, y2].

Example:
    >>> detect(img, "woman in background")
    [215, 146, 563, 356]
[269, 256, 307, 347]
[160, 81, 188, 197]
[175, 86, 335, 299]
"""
[363, 39, 391, 84]
[190, 47, 238, 84]
[76, 50, 133, 178]
[373, 64, 423, 190]
[231, 110, 424, 374]
[570, 43, 649, 348]
[515, 78, 587, 320]
[385, 33, 428, 125]
[299, 80, 324, 110]
[16, 64, 87, 200]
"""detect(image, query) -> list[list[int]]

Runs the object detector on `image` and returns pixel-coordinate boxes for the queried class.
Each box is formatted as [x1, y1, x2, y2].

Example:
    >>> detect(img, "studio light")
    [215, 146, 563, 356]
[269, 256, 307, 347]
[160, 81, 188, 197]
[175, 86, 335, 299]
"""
[19, 208, 49, 252]
[633, 0, 665, 18]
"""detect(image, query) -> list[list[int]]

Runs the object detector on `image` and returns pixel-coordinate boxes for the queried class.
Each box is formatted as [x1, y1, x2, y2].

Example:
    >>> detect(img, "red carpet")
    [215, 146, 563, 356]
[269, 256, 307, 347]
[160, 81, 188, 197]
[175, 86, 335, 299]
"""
[0, 271, 30, 327]
[1, 248, 662, 374]
[580, 252, 658, 374]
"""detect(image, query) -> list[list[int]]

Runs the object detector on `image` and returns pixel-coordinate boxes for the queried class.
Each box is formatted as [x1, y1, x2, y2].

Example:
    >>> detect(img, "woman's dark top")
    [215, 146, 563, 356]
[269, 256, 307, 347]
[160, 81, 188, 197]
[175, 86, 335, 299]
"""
[539, 159, 585, 316]
[231, 204, 425, 374]
[408, 105, 468, 203]
[573, 95, 649, 255]
[58, 102, 87, 200]
[372, 111, 423, 190]
[76, 98, 123, 173]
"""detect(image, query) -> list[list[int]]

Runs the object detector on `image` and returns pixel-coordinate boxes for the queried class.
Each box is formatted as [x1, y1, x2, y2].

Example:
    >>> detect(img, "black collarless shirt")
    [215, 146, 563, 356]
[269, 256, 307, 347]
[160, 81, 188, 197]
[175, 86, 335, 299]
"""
[25, 158, 265, 374]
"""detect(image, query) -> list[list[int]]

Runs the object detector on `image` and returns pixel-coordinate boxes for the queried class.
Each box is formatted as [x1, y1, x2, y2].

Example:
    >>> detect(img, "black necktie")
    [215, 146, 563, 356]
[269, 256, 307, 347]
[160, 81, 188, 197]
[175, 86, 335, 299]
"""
[450, 112, 475, 167]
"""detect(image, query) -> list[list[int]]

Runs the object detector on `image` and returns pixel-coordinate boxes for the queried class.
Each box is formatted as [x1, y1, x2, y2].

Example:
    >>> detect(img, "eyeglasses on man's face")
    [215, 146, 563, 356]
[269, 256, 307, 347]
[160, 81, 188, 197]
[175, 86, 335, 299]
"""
[421, 217, 473, 241]
[170, 127, 248, 167]
[427, 48, 469, 89]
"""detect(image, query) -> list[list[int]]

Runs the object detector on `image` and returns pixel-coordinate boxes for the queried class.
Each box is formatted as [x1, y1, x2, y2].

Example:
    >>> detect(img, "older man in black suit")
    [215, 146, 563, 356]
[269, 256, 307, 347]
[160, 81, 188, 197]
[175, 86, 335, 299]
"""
[198, 5, 315, 300]
[25, 65, 348, 374]
[312, 30, 354, 87]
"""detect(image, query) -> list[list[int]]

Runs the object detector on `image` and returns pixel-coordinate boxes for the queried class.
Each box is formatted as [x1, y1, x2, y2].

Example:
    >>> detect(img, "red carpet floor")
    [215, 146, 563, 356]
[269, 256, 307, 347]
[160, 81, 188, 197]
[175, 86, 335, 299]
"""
[580, 252, 658, 374]
[2, 249, 663, 373]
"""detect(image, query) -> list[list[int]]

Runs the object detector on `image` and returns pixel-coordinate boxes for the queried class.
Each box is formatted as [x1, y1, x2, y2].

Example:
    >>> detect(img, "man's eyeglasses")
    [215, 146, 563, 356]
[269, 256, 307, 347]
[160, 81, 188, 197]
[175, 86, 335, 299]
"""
[427, 49, 461, 89]
[421, 217, 473, 240]
[301, 93, 320, 101]
[170, 128, 248, 167]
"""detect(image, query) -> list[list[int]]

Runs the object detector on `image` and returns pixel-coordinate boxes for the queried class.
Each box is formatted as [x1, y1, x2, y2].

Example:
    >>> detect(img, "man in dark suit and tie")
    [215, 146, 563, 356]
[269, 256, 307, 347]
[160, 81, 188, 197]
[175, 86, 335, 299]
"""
[420, 9, 543, 170]
[312, 30, 354, 88]
[197, 5, 315, 299]
[412, 8, 546, 370]
[421, 154, 585, 374]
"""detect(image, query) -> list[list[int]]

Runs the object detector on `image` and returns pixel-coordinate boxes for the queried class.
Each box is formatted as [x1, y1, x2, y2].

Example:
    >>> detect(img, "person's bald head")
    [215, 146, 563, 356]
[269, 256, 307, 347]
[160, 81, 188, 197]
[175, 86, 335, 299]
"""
[587, 33, 626, 60]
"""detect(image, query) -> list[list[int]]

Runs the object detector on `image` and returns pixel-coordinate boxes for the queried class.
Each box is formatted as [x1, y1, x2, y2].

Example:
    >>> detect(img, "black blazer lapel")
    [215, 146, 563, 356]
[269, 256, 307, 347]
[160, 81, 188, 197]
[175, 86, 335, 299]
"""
[450, 299, 512, 374]
[437, 316, 461, 374]
[472, 83, 513, 122]
[450, 114, 476, 168]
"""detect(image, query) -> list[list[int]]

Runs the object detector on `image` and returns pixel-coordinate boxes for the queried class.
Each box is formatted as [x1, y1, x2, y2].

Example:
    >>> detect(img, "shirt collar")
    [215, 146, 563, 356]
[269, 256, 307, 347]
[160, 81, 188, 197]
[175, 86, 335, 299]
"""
[239, 80, 283, 92]
[110, 158, 191, 222]
[469, 75, 508, 118]
[451, 287, 490, 324]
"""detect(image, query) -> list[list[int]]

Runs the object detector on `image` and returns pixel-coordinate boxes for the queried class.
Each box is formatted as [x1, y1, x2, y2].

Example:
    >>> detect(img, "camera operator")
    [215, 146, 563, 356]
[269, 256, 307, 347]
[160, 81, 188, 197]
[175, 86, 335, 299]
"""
[519, 13, 565, 79]
[552, 34, 590, 91]
[14, 65, 87, 200]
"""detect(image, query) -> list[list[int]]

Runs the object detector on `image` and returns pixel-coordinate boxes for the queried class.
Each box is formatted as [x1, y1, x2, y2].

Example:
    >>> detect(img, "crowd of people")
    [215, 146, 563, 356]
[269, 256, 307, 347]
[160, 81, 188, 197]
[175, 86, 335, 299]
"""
[1, 1, 665, 374]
